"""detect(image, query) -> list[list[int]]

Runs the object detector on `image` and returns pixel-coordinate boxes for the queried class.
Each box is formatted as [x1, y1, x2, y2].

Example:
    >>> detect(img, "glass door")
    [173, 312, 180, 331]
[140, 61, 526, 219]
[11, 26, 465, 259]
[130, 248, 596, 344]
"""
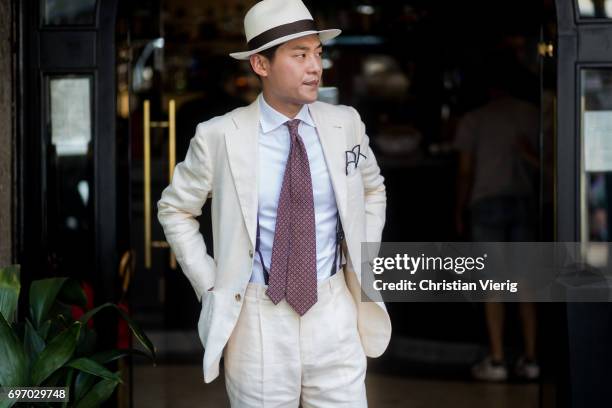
[556, 0, 612, 406]
[116, 0, 255, 359]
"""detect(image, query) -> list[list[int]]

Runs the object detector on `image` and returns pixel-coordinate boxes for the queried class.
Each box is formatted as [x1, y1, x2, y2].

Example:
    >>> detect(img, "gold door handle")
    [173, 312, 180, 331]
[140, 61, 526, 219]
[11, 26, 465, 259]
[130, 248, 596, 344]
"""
[144, 99, 177, 270]
[118, 250, 135, 295]
[168, 100, 177, 270]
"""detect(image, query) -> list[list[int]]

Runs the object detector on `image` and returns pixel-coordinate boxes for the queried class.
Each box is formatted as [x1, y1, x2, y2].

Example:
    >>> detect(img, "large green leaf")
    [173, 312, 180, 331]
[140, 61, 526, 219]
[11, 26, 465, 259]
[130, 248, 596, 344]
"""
[0, 265, 20, 324]
[42, 366, 69, 387]
[67, 357, 122, 382]
[23, 319, 45, 370]
[79, 303, 156, 360]
[38, 320, 51, 341]
[30, 278, 68, 329]
[75, 326, 97, 357]
[57, 278, 87, 308]
[0, 312, 28, 386]
[48, 300, 73, 326]
[31, 322, 81, 385]
[91, 349, 151, 364]
[61, 367, 75, 408]
[74, 371, 97, 403]
[45, 318, 71, 343]
[0, 399, 16, 408]
[74, 376, 120, 408]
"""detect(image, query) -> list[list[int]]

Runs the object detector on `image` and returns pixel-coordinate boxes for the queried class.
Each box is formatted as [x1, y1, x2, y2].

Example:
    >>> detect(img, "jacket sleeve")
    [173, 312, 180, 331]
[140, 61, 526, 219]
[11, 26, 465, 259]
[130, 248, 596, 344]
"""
[350, 107, 387, 250]
[157, 122, 216, 302]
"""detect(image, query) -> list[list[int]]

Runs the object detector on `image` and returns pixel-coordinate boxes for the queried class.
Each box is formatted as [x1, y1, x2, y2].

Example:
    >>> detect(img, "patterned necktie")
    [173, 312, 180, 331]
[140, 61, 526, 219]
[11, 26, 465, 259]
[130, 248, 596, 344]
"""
[266, 119, 317, 316]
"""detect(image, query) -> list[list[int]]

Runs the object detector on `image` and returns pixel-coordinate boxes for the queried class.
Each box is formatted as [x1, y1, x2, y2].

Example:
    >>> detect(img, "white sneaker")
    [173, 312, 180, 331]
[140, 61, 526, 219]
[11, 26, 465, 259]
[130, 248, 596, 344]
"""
[471, 356, 508, 381]
[514, 357, 540, 380]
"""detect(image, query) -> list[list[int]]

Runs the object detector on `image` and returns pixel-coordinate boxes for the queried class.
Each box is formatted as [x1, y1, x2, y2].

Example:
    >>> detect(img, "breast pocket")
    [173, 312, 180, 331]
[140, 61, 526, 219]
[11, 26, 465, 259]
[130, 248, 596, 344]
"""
[346, 170, 366, 235]
[347, 169, 365, 202]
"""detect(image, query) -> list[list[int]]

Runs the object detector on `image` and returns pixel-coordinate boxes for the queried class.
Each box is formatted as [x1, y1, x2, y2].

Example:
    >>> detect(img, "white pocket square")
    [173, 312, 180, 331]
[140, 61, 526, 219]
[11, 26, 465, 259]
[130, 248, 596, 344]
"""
[345, 144, 367, 175]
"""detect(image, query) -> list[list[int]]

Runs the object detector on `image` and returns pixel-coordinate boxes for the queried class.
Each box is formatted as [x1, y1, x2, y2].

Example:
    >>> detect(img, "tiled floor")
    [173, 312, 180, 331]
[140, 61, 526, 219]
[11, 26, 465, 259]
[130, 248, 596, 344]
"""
[133, 363, 539, 408]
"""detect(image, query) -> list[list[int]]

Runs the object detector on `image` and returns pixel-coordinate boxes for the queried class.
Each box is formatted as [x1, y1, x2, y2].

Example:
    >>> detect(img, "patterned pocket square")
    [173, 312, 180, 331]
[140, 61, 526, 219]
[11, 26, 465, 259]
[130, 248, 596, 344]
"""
[345, 144, 367, 175]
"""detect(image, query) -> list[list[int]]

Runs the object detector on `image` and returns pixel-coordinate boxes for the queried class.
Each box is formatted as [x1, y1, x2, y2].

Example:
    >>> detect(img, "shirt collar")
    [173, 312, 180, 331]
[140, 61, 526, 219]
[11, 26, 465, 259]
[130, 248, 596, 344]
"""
[258, 93, 316, 134]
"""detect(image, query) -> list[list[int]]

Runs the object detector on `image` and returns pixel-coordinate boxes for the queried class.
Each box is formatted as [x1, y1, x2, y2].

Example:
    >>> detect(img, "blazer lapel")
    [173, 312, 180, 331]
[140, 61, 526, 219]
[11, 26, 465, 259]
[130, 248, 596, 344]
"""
[225, 98, 349, 250]
[309, 102, 349, 228]
[225, 99, 260, 248]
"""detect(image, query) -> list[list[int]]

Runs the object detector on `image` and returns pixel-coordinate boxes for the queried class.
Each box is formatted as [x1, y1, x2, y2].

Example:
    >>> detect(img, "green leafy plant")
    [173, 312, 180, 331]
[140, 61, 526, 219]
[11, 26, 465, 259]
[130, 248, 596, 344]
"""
[0, 265, 156, 407]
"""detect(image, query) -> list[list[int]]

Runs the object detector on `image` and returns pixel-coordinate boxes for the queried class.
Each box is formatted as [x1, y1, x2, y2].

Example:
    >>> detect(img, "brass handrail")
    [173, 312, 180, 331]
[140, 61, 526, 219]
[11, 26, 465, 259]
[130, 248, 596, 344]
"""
[144, 99, 177, 270]
[144, 100, 152, 269]
[168, 100, 177, 269]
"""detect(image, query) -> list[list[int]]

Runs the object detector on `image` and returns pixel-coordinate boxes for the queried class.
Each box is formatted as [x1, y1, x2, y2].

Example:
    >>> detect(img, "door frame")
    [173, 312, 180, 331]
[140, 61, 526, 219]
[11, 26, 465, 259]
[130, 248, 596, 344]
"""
[16, 0, 119, 349]
[555, 1, 612, 407]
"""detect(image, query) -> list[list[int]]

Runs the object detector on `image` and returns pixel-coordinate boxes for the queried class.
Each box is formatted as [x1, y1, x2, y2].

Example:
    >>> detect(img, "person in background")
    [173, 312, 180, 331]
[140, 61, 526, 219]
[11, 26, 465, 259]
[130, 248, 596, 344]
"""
[454, 54, 540, 382]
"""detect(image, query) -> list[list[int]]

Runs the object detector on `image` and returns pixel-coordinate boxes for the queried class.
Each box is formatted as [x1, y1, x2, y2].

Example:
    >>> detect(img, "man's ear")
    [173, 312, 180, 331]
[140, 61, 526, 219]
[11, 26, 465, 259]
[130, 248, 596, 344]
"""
[250, 54, 269, 78]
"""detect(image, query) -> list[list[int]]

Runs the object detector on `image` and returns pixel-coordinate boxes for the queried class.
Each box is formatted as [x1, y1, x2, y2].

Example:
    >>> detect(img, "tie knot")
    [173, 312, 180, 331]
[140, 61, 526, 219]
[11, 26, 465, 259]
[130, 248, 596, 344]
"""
[285, 119, 301, 134]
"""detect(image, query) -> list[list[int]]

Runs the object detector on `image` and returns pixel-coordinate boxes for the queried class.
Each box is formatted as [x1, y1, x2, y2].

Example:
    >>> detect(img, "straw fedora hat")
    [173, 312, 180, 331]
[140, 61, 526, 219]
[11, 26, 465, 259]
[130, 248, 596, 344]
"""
[229, 0, 341, 60]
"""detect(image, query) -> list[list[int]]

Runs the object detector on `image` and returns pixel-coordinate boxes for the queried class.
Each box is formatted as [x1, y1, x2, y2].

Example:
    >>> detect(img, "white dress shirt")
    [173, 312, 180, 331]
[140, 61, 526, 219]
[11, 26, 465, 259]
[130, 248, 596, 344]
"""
[250, 94, 340, 284]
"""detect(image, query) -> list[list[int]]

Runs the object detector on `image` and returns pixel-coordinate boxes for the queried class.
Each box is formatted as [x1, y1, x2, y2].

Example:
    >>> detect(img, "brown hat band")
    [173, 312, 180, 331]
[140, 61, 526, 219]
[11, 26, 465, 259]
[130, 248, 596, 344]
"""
[248, 19, 316, 51]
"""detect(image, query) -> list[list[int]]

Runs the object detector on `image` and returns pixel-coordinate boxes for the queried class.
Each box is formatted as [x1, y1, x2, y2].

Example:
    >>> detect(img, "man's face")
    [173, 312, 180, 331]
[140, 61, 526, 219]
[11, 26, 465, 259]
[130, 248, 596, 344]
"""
[262, 35, 323, 106]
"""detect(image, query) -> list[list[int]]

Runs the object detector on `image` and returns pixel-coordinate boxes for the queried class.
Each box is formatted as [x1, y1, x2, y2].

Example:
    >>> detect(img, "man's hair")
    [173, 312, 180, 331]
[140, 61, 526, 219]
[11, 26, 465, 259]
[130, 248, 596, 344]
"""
[258, 44, 280, 63]
[251, 44, 281, 77]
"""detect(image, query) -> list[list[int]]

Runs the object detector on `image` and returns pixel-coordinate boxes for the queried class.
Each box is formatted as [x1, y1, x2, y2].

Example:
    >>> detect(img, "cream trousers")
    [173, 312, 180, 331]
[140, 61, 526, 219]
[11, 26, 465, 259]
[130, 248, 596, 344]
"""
[222, 270, 368, 407]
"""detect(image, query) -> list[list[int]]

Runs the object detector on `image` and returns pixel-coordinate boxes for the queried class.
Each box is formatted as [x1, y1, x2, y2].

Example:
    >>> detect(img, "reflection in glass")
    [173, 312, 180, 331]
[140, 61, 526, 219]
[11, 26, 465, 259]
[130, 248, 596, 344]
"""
[581, 69, 612, 243]
[577, 0, 612, 18]
[46, 75, 94, 279]
[43, 0, 97, 26]
[50, 77, 92, 156]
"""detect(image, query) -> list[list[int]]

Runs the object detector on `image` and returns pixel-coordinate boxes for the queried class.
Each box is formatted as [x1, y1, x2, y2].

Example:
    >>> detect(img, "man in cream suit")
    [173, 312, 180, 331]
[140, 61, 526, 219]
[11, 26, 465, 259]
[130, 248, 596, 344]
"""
[157, 0, 391, 406]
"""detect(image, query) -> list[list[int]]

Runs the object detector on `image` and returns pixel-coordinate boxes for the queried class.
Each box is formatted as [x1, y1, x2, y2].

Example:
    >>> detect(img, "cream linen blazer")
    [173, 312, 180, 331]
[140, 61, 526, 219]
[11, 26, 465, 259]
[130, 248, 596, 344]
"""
[157, 95, 392, 383]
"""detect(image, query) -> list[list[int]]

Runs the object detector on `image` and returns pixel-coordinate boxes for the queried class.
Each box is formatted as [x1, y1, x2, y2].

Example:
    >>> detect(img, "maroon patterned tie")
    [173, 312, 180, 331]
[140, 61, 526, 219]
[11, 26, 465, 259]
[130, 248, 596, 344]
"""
[266, 119, 317, 316]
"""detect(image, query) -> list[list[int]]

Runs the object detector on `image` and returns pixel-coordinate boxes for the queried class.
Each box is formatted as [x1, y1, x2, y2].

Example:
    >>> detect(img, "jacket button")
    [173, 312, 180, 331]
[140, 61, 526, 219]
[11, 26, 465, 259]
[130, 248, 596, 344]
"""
[249, 249, 253, 258]
[235, 293, 242, 302]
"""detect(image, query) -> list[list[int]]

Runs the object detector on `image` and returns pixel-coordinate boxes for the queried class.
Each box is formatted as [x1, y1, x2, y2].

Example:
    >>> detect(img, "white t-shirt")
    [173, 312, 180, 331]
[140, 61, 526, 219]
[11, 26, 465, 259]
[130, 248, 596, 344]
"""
[454, 96, 539, 206]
